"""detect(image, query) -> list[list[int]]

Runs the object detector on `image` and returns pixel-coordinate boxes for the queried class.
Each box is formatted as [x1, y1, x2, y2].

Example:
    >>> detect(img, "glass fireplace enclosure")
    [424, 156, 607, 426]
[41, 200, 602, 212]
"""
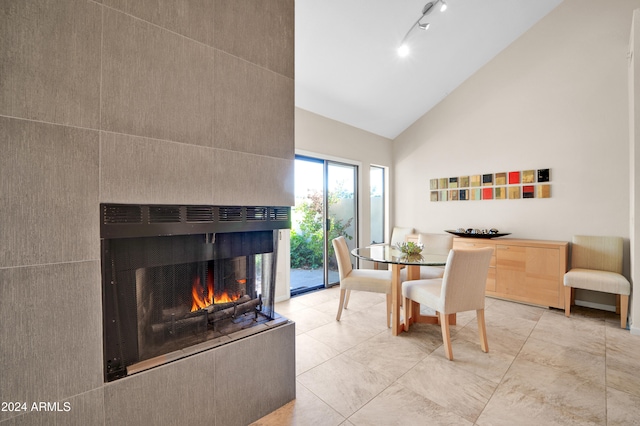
[100, 204, 290, 382]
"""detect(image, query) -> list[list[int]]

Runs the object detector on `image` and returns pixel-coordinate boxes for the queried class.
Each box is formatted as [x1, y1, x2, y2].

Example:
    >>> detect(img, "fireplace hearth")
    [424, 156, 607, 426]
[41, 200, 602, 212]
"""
[100, 204, 290, 382]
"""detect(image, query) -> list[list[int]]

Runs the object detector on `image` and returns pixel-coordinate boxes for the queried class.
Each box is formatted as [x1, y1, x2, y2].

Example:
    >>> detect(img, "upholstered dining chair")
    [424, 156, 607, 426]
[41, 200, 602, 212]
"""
[400, 232, 454, 281]
[564, 235, 631, 328]
[402, 248, 494, 361]
[332, 236, 393, 327]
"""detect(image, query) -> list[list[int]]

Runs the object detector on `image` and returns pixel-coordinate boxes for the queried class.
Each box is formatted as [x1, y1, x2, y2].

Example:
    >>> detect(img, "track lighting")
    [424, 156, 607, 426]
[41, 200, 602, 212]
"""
[397, 0, 448, 57]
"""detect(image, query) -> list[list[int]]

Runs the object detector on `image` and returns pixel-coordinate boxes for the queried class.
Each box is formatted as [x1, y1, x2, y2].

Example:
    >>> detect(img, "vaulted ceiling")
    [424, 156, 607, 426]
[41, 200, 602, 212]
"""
[295, 0, 564, 139]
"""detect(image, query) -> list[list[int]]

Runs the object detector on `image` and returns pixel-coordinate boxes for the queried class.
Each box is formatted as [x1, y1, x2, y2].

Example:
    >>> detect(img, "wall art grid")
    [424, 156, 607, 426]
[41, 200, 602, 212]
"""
[430, 168, 551, 202]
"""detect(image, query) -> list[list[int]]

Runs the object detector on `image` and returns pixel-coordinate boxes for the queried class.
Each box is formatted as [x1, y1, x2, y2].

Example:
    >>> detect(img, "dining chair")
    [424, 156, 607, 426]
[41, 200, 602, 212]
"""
[374, 226, 414, 270]
[402, 247, 494, 360]
[563, 235, 631, 328]
[400, 232, 454, 281]
[332, 236, 393, 327]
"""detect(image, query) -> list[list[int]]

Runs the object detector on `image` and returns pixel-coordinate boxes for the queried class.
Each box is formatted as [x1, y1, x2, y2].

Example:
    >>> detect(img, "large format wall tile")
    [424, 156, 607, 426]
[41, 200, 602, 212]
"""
[100, 132, 215, 204]
[0, 261, 103, 423]
[104, 349, 217, 425]
[215, 322, 296, 425]
[101, 8, 215, 147]
[0, 117, 100, 268]
[104, 0, 215, 46]
[214, 0, 294, 78]
[214, 51, 294, 159]
[211, 149, 294, 206]
[0, 0, 101, 128]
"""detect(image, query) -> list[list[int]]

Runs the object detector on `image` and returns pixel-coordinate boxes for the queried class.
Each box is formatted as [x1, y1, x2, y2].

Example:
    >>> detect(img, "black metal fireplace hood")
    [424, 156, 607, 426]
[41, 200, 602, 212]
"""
[101, 204, 291, 239]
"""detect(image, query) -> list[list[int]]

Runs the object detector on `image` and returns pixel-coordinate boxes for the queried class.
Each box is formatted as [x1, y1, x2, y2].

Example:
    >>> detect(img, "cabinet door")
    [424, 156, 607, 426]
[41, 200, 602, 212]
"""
[525, 247, 560, 307]
[453, 240, 496, 292]
[496, 245, 525, 296]
[497, 245, 561, 307]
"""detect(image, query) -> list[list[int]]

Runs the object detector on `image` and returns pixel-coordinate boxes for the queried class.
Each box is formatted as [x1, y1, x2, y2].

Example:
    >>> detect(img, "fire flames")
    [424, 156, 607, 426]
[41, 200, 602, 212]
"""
[190, 271, 242, 312]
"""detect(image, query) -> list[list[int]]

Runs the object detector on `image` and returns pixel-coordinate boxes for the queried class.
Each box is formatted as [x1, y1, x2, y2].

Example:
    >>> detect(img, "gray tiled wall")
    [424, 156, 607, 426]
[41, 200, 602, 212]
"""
[0, 0, 295, 424]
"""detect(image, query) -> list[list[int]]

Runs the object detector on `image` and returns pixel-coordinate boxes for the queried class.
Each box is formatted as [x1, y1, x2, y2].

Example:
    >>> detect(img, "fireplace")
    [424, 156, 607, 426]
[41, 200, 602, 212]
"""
[100, 204, 290, 382]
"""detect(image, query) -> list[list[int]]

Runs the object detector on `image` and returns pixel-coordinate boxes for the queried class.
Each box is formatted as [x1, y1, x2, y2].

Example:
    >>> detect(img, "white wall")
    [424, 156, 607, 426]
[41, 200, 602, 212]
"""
[630, 9, 640, 334]
[295, 107, 394, 247]
[393, 0, 639, 313]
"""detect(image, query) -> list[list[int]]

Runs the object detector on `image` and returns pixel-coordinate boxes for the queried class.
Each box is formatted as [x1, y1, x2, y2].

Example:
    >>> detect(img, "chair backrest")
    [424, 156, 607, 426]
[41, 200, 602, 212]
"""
[332, 236, 353, 280]
[440, 248, 494, 314]
[571, 235, 623, 274]
[390, 226, 414, 245]
[418, 233, 454, 256]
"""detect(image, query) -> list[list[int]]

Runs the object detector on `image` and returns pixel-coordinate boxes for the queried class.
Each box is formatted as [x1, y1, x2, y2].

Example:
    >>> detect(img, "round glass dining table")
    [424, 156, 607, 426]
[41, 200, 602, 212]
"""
[351, 245, 448, 336]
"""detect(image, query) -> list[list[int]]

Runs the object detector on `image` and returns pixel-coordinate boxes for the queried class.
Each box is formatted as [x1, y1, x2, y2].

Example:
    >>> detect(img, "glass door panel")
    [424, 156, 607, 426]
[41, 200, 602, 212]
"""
[290, 157, 325, 294]
[327, 162, 357, 286]
[290, 156, 358, 294]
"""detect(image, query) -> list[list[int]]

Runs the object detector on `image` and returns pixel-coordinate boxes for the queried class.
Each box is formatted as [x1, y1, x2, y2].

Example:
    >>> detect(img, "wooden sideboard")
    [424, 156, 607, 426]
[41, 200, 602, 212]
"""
[452, 237, 569, 309]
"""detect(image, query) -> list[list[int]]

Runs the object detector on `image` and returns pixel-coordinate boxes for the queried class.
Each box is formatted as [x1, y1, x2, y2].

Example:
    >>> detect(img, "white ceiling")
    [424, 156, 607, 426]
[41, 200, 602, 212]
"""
[295, 0, 564, 139]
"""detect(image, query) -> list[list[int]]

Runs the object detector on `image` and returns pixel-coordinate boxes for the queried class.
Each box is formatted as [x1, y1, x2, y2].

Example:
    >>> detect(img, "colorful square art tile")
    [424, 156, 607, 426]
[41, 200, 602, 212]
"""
[537, 184, 551, 198]
[439, 178, 448, 189]
[523, 185, 535, 198]
[508, 186, 521, 199]
[482, 174, 493, 186]
[537, 169, 550, 182]
[459, 176, 469, 187]
[450, 190, 458, 200]
[495, 187, 507, 199]
[430, 179, 439, 190]
[495, 173, 507, 185]
[508, 171, 520, 184]
[482, 187, 493, 199]
[440, 190, 448, 201]
[459, 189, 469, 200]
[470, 188, 481, 200]
[471, 175, 481, 187]
[449, 177, 458, 188]
[431, 191, 439, 201]
[522, 170, 535, 183]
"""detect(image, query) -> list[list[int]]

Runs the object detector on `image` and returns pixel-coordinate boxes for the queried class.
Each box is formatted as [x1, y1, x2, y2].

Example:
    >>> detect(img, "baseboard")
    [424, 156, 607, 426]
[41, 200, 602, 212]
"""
[630, 325, 640, 336]
[574, 300, 616, 313]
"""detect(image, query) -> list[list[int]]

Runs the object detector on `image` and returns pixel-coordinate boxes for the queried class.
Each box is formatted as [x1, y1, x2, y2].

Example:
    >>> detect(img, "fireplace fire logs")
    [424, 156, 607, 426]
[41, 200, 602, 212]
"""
[152, 294, 263, 335]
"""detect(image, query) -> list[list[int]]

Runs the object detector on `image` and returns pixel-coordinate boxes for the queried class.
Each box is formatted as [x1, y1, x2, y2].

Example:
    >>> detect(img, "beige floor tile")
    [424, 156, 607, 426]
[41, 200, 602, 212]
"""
[297, 354, 394, 418]
[487, 357, 606, 425]
[397, 355, 497, 422]
[440, 336, 516, 384]
[250, 382, 345, 426]
[476, 382, 601, 426]
[343, 330, 428, 381]
[607, 386, 640, 426]
[455, 317, 527, 357]
[349, 382, 472, 426]
[517, 336, 605, 385]
[284, 307, 335, 334]
[306, 319, 381, 353]
[529, 311, 605, 356]
[295, 333, 341, 376]
[606, 326, 640, 397]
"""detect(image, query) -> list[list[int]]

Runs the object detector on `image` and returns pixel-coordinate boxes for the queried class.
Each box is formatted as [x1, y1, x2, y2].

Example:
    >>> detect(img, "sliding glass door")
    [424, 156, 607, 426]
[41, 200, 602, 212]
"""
[290, 155, 358, 295]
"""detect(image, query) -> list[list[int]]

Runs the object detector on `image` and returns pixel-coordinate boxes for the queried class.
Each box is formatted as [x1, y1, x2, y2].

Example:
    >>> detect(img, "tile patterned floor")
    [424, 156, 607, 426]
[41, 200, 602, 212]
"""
[253, 286, 640, 425]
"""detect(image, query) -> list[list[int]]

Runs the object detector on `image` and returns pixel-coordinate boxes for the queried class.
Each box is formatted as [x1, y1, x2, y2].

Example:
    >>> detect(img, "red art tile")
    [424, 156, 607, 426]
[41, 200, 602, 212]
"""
[508, 171, 520, 184]
[482, 187, 493, 200]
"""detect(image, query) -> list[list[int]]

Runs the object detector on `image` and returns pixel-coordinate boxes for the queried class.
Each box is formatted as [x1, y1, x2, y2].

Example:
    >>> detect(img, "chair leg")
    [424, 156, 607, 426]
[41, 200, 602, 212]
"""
[477, 309, 489, 353]
[336, 289, 347, 321]
[439, 312, 453, 361]
[564, 286, 572, 317]
[344, 289, 351, 309]
[386, 293, 392, 328]
[620, 294, 629, 329]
